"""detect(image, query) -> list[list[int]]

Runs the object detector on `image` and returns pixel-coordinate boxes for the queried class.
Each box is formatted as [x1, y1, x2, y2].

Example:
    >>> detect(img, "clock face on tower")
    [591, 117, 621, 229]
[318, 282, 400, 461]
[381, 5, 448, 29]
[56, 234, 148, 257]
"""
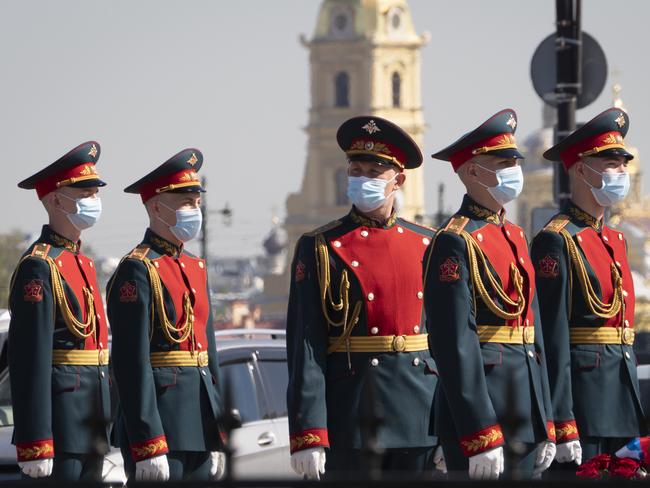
[329, 6, 353, 38]
[387, 6, 404, 37]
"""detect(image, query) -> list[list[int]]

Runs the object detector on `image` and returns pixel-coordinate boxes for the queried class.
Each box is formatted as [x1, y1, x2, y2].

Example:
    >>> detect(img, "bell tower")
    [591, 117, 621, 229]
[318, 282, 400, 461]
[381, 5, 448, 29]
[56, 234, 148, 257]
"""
[263, 0, 429, 318]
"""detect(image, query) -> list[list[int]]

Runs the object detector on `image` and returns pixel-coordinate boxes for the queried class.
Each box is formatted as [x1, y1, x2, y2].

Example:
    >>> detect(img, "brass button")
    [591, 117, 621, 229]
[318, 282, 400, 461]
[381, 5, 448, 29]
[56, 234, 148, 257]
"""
[603, 235, 609, 242]
[197, 342, 203, 349]
[528, 350, 535, 358]
[58, 260, 63, 267]
[90, 285, 94, 291]
[625, 351, 631, 360]
[622, 329, 635, 345]
[412, 358, 420, 366]
[625, 319, 630, 327]
[618, 233, 624, 240]
[577, 236, 583, 242]
[519, 257, 525, 265]
[523, 328, 535, 344]
[89, 262, 94, 268]
[506, 230, 511, 237]
[101, 371, 105, 378]
[201, 370, 207, 376]
[623, 290, 628, 297]
[198, 351, 209, 367]
[191, 288, 197, 294]
[417, 291, 423, 299]
[392, 335, 407, 352]
[370, 327, 379, 335]
[333, 240, 342, 248]
[360, 230, 369, 238]
[370, 358, 379, 367]
[413, 325, 420, 334]
[477, 233, 483, 242]
[180, 262, 186, 268]
[422, 238, 430, 245]
[519, 231, 524, 238]
[367, 293, 375, 301]
[351, 260, 359, 267]
[199, 261, 204, 269]
[154, 261, 160, 268]
[397, 227, 404, 233]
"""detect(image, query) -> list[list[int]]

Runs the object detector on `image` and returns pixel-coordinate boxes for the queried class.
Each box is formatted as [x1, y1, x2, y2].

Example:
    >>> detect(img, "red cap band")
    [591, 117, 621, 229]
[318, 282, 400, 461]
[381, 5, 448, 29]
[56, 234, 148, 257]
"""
[34, 162, 100, 199]
[139, 169, 201, 202]
[449, 133, 517, 171]
[559, 131, 626, 170]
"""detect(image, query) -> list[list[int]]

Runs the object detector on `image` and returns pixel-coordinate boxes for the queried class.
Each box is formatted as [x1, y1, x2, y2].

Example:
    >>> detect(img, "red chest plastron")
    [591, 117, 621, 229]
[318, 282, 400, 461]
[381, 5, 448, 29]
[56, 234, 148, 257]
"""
[329, 224, 431, 336]
[576, 227, 634, 327]
[151, 253, 209, 351]
[470, 223, 535, 328]
[55, 251, 108, 349]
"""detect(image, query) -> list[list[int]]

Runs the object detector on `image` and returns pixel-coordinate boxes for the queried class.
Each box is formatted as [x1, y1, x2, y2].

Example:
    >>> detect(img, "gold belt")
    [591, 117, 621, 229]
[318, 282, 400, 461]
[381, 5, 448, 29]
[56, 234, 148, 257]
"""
[150, 350, 209, 368]
[327, 334, 429, 353]
[52, 349, 109, 366]
[570, 327, 635, 345]
[476, 325, 535, 344]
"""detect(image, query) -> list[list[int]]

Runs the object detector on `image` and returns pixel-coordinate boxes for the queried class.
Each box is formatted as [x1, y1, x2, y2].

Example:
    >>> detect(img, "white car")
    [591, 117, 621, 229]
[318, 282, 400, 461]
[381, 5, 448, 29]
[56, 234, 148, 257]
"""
[0, 324, 295, 481]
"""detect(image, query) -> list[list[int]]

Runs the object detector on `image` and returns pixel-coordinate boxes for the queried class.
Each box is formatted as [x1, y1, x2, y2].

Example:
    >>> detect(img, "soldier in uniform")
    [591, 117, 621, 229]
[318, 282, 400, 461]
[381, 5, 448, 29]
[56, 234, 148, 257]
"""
[531, 108, 646, 465]
[106, 149, 225, 482]
[423, 110, 556, 479]
[8, 142, 110, 480]
[287, 116, 442, 480]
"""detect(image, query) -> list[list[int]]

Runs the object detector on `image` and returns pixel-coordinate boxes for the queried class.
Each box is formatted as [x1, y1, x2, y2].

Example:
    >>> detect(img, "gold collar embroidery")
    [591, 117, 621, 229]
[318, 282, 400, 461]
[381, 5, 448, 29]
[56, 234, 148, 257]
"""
[467, 203, 502, 225]
[567, 204, 601, 231]
[43, 227, 79, 253]
[350, 207, 398, 229]
[146, 230, 182, 256]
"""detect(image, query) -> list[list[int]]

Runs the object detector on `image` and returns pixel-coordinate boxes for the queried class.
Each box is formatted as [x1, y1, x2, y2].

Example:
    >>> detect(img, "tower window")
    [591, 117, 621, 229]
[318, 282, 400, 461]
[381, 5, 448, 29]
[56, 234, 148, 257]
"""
[392, 72, 401, 108]
[335, 168, 349, 206]
[335, 72, 350, 108]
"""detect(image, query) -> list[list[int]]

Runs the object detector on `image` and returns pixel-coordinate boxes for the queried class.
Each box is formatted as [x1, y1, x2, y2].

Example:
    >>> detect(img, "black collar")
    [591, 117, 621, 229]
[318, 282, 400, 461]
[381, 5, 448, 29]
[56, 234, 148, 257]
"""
[39, 225, 79, 253]
[143, 229, 183, 257]
[349, 206, 398, 229]
[563, 201, 602, 231]
[458, 195, 503, 225]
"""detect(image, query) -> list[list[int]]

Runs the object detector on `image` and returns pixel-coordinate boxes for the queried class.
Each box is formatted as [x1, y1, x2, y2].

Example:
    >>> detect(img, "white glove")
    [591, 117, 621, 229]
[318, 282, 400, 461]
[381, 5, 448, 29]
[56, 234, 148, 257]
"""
[19, 459, 53, 478]
[555, 440, 582, 465]
[434, 445, 447, 473]
[135, 454, 170, 482]
[290, 447, 326, 480]
[468, 446, 504, 480]
[533, 441, 556, 476]
[209, 451, 226, 480]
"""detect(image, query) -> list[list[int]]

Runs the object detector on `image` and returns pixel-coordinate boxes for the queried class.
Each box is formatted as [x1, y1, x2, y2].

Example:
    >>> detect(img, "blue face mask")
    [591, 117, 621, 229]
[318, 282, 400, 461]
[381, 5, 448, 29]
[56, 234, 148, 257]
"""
[159, 202, 203, 242]
[59, 193, 102, 230]
[347, 174, 398, 213]
[583, 164, 630, 207]
[476, 164, 524, 206]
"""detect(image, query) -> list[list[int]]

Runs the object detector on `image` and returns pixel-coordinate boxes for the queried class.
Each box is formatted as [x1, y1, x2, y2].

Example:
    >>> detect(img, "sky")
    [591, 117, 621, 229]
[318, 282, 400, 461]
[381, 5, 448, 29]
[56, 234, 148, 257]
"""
[1, 0, 648, 258]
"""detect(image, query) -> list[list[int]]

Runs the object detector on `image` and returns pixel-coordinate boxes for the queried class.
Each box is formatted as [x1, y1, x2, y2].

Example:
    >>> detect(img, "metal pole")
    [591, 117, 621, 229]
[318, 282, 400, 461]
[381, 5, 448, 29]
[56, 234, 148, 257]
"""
[554, 0, 581, 208]
[201, 176, 208, 262]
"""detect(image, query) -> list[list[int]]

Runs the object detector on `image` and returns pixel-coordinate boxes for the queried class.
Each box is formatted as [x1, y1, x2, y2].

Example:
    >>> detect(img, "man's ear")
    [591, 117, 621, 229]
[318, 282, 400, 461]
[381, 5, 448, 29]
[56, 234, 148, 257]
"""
[395, 171, 406, 189]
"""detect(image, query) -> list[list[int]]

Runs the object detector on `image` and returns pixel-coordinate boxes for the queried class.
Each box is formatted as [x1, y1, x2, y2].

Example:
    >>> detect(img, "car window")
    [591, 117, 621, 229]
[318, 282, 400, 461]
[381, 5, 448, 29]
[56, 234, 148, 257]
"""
[255, 359, 288, 420]
[0, 371, 13, 427]
[219, 360, 262, 423]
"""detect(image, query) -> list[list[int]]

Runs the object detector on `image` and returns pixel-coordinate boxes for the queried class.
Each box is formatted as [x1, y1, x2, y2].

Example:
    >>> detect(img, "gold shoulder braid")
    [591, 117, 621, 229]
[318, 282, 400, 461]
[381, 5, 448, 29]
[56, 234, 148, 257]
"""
[142, 258, 196, 347]
[543, 214, 570, 233]
[460, 230, 526, 322]
[314, 234, 362, 368]
[560, 229, 623, 321]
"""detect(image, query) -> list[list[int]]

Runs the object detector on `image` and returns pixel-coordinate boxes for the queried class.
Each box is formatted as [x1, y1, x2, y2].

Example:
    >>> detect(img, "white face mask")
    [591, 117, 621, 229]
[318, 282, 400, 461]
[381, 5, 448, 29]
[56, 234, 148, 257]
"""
[475, 164, 524, 206]
[58, 193, 102, 230]
[346, 174, 398, 213]
[582, 164, 630, 207]
[158, 201, 203, 242]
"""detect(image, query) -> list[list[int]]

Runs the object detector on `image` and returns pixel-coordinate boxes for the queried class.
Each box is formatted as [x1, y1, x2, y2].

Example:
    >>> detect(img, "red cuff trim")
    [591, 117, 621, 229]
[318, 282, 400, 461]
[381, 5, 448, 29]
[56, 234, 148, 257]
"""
[546, 421, 557, 443]
[555, 420, 580, 442]
[130, 435, 169, 461]
[290, 428, 329, 454]
[16, 439, 54, 462]
[460, 424, 505, 456]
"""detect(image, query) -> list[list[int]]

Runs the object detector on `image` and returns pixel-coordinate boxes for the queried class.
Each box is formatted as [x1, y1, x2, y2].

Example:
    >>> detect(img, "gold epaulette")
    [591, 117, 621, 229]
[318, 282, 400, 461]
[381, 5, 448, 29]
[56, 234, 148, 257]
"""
[128, 245, 150, 261]
[30, 243, 51, 260]
[305, 219, 342, 237]
[443, 215, 470, 235]
[543, 215, 570, 233]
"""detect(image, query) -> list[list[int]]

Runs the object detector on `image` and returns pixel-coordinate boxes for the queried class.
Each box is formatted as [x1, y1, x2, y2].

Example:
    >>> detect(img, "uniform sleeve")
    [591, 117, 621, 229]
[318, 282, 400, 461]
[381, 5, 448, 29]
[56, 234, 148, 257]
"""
[8, 257, 55, 462]
[423, 232, 504, 457]
[530, 291, 556, 442]
[204, 278, 225, 450]
[530, 231, 579, 443]
[107, 258, 169, 462]
[285, 235, 330, 454]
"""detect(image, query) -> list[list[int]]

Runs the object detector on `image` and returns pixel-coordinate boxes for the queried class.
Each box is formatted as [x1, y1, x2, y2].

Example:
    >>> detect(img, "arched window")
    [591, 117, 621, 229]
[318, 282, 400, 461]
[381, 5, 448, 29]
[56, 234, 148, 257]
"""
[335, 168, 349, 206]
[392, 72, 401, 107]
[335, 72, 350, 107]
